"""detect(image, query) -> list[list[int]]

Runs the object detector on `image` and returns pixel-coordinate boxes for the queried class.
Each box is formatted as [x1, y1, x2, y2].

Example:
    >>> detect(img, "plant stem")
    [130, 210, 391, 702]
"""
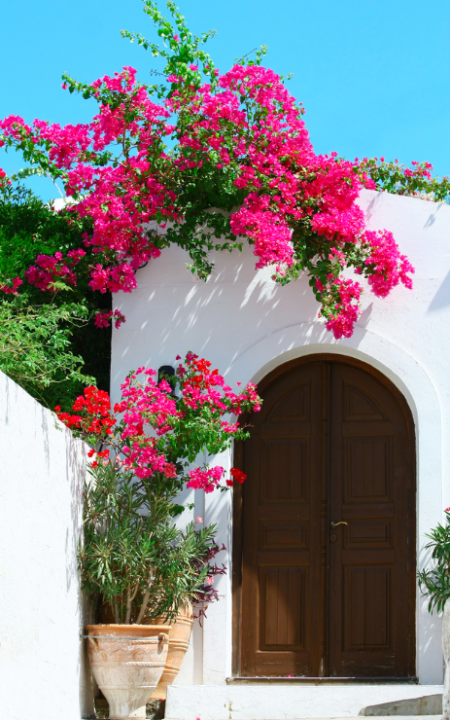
[112, 599, 120, 624]
[125, 582, 140, 623]
[136, 570, 154, 624]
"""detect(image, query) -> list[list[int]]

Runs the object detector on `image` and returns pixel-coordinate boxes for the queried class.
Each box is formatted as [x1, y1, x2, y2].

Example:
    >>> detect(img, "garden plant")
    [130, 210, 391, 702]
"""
[418, 508, 450, 613]
[418, 509, 450, 720]
[0, 180, 110, 408]
[56, 351, 261, 623]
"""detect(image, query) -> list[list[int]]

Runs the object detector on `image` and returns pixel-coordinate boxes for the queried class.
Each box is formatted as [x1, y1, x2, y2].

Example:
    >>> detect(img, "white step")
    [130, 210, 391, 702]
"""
[165, 684, 443, 720]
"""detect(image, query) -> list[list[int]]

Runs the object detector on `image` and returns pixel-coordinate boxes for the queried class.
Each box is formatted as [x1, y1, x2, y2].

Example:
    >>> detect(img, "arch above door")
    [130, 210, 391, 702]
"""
[233, 354, 416, 679]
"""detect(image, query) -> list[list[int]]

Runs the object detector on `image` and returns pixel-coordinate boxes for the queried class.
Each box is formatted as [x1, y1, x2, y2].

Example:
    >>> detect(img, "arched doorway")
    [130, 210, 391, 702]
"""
[233, 355, 416, 678]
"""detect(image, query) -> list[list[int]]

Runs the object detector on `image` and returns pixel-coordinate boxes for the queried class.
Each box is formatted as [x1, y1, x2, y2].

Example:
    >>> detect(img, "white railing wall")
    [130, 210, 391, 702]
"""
[0, 372, 94, 720]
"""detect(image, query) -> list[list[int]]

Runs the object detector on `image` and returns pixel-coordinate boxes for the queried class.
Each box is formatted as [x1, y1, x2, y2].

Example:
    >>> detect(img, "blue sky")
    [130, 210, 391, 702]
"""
[1, 0, 449, 199]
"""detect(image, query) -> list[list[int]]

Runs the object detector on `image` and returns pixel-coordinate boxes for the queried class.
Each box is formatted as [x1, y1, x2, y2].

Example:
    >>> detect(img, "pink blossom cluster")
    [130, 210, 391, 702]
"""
[0, 167, 11, 185]
[314, 227, 415, 338]
[25, 249, 85, 292]
[187, 466, 224, 493]
[362, 230, 415, 298]
[324, 277, 362, 339]
[405, 160, 433, 180]
[0, 276, 23, 295]
[0, 116, 32, 144]
[94, 309, 126, 329]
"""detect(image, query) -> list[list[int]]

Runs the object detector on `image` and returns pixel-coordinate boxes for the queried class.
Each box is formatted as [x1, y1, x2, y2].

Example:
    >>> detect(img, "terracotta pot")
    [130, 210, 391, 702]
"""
[150, 601, 194, 701]
[86, 624, 170, 720]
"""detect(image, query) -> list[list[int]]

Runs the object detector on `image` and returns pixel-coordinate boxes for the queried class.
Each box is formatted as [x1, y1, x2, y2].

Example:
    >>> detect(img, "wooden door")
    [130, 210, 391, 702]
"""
[236, 357, 415, 678]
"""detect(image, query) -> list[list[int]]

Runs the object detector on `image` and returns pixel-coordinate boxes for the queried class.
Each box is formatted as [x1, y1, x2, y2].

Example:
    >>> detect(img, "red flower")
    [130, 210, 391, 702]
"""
[230, 467, 247, 483]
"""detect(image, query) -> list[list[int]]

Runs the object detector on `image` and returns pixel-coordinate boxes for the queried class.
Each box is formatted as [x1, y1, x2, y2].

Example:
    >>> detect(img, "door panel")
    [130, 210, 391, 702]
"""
[240, 362, 327, 676]
[328, 363, 414, 677]
[238, 358, 415, 678]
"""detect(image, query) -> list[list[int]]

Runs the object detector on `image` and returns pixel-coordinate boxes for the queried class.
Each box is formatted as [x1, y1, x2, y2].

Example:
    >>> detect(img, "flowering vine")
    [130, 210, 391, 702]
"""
[358, 157, 450, 202]
[0, 0, 419, 338]
[56, 351, 261, 493]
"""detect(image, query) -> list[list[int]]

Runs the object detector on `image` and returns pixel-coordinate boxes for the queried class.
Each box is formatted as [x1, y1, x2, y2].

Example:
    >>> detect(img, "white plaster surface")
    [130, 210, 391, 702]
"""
[0, 372, 94, 720]
[111, 189, 450, 711]
[165, 683, 443, 720]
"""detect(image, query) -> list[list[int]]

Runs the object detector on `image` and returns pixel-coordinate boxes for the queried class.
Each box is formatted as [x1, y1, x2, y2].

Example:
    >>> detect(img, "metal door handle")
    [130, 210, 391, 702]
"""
[330, 520, 348, 527]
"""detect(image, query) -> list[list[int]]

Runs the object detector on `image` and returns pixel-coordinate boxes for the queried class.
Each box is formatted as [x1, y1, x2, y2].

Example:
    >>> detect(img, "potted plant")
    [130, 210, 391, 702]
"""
[56, 352, 261, 719]
[418, 508, 450, 720]
[82, 458, 222, 719]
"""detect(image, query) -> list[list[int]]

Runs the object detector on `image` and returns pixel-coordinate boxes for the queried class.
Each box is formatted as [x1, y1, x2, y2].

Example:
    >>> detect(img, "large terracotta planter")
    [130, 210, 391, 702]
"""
[150, 601, 194, 701]
[86, 624, 170, 720]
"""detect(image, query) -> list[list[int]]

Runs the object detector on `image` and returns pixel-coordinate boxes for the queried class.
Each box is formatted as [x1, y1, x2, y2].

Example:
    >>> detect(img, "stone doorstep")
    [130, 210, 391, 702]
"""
[165, 684, 444, 720]
[363, 694, 442, 716]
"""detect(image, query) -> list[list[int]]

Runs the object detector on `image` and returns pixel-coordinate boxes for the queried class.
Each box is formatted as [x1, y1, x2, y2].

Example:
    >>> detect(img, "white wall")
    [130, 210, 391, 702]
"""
[0, 373, 94, 720]
[112, 189, 450, 689]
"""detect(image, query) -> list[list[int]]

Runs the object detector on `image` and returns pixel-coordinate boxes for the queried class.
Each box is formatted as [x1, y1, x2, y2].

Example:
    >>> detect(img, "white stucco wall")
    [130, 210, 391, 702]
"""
[0, 373, 94, 720]
[111, 189, 450, 701]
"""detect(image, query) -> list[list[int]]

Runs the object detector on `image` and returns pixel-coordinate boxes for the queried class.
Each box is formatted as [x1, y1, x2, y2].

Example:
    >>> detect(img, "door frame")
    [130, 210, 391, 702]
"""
[232, 353, 416, 677]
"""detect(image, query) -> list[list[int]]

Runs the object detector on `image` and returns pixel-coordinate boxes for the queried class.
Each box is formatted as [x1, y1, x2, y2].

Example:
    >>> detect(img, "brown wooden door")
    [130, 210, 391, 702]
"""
[237, 357, 415, 678]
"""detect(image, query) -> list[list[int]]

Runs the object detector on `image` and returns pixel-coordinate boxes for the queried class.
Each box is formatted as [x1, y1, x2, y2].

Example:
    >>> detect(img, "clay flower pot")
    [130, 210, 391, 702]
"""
[150, 601, 194, 701]
[86, 624, 170, 720]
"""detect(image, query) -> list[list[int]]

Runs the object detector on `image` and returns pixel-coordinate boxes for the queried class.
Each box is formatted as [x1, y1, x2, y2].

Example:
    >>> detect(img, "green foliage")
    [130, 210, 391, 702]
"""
[0, 183, 85, 287]
[0, 182, 112, 410]
[418, 511, 450, 612]
[81, 460, 218, 624]
[121, 0, 220, 95]
[0, 296, 96, 407]
[358, 158, 450, 204]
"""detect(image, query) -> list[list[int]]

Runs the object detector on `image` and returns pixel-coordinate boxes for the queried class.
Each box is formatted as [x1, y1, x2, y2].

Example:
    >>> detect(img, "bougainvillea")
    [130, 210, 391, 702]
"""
[56, 351, 261, 491]
[358, 157, 450, 203]
[94, 309, 126, 329]
[0, 1, 421, 338]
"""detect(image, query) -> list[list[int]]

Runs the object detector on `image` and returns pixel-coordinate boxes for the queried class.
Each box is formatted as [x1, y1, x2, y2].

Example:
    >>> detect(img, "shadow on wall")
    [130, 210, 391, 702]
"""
[113, 244, 350, 379]
[427, 269, 450, 312]
[64, 427, 96, 717]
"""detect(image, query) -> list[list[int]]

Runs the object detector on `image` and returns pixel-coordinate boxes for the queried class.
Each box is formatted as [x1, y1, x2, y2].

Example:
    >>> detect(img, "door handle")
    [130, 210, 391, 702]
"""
[330, 520, 348, 527]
